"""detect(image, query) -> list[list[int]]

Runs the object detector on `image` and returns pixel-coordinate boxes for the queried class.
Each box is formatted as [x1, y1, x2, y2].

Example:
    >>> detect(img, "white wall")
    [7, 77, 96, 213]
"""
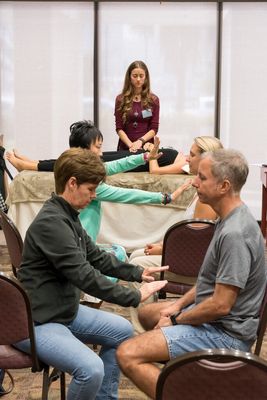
[99, 2, 216, 152]
[0, 1, 94, 168]
[220, 2, 267, 219]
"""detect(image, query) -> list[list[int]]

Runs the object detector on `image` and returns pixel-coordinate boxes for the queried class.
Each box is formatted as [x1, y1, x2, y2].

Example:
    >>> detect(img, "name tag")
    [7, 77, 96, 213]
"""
[142, 109, 152, 119]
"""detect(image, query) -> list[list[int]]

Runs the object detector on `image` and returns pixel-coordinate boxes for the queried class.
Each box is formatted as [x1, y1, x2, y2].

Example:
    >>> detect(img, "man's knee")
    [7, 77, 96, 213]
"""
[138, 303, 160, 331]
[116, 338, 137, 372]
[138, 301, 174, 331]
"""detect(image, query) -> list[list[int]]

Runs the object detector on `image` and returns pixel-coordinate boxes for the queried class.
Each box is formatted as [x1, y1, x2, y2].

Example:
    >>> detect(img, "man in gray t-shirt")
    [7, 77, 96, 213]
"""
[196, 203, 266, 341]
[116, 148, 267, 400]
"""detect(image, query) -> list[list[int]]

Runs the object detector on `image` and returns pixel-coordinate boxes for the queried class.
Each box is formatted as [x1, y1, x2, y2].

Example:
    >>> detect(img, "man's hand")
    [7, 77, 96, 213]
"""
[160, 301, 182, 318]
[139, 280, 168, 302]
[141, 265, 169, 282]
[154, 301, 183, 329]
[154, 315, 172, 329]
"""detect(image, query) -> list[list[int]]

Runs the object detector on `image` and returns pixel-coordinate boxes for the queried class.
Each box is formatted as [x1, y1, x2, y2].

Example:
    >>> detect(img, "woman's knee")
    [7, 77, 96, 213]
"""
[75, 356, 105, 386]
[118, 317, 134, 343]
[68, 357, 104, 398]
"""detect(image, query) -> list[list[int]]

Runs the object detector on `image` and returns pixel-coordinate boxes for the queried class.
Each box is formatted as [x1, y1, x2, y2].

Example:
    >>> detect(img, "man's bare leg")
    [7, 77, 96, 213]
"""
[116, 329, 170, 399]
[6, 151, 38, 172]
[138, 300, 175, 331]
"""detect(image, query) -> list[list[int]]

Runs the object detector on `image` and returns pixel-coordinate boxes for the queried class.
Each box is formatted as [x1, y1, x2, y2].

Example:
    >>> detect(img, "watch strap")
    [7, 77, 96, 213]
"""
[170, 311, 182, 325]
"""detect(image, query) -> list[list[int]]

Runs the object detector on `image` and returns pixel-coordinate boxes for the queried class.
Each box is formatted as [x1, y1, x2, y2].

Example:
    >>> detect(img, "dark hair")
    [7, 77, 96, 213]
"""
[69, 120, 103, 149]
[54, 147, 106, 194]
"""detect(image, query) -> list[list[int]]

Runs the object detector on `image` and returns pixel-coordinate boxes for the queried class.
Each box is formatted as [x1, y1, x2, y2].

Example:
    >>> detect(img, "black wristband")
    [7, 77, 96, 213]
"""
[162, 193, 172, 205]
[170, 311, 182, 325]
[139, 137, 146, 144]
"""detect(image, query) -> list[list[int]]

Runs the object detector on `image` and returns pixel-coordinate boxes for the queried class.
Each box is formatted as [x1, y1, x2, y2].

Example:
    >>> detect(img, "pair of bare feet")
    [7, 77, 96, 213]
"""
[5, 147, 38, 172]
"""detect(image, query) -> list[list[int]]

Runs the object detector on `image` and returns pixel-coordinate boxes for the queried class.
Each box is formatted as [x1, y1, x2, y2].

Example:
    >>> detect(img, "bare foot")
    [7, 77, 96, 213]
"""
[6, 151, 25, 172]
[13, 148, 37, 162]
[6, 151, 38, 172]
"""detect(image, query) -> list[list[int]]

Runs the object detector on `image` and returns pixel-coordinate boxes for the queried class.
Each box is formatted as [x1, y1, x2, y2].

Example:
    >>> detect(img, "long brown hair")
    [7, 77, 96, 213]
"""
[118, 60, 154, 123]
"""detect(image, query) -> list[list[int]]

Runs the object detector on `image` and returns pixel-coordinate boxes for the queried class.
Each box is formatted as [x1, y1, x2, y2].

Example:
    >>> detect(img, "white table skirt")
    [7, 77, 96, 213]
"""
[7, 170, 194, 252]
[8, 201, 186, 253]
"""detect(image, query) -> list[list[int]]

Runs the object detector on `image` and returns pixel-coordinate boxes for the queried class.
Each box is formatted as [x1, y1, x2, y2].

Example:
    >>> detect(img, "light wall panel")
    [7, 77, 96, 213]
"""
[98, 2, 217, 153]
[220, 2, 267, 219]
[0, 1, 94, 170]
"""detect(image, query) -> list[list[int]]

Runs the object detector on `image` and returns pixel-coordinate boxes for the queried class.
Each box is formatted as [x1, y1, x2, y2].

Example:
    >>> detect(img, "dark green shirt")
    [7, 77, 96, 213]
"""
[18, 194, 143, 324]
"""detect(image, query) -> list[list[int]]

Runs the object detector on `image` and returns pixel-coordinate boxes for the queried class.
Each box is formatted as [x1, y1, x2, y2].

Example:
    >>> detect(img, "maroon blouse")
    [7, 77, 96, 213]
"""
[114, 94, 160, 150]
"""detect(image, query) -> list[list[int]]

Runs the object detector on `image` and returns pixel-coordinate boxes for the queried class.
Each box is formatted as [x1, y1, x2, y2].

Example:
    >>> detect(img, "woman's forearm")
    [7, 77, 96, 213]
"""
[141, 129, 156, 143]
[117, 129, 132, 148]
[148, 158, 161, 174]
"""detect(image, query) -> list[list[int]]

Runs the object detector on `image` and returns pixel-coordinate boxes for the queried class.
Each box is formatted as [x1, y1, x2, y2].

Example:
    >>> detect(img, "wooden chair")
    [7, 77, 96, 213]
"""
[0, 209, 23, 277]
[156, 348, 267, 400]
[0, 272, 66, 399]
[159, 218, 215, 299]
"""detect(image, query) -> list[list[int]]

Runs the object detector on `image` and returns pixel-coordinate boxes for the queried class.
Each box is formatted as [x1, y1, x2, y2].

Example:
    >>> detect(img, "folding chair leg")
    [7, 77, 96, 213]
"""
[42, 365, 50, 400]
[42, 366, 66, 400]
[60, 371, 66, 400]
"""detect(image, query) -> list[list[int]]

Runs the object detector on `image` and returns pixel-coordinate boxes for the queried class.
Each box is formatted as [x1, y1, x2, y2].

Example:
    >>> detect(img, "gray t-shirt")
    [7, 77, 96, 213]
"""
[195, 203, 267, 341]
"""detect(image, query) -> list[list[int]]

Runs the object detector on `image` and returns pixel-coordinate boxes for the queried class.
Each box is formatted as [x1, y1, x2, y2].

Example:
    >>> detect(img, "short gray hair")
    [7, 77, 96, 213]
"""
[202, 149, 249, 193]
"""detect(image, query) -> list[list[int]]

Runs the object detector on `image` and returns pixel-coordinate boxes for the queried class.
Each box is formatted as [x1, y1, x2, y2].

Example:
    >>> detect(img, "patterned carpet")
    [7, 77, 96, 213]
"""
[1, 240, 267, 399]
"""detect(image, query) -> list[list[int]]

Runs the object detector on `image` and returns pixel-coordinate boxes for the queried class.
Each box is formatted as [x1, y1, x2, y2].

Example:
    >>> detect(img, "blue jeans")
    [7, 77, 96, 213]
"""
[161, 322, 253, 359]
[15, 305, 133, 400]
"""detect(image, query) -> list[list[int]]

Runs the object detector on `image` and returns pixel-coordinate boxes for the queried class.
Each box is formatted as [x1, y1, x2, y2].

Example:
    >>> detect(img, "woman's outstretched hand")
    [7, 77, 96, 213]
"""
[170, 178, 193, 202]
[141, 265, 169, 282]
[147, 136, 162, 160]
[139, 280, 168, 303]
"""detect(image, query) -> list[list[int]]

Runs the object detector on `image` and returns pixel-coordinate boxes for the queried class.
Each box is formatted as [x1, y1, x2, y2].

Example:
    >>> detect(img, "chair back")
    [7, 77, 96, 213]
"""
[0, 272, 66, 398]
[159, 218, 215, 297]
[0, 210, 23, 276]
[0, 272, 40, 370]
[254, 283, 267, 355]
[156, 349, 267, 400]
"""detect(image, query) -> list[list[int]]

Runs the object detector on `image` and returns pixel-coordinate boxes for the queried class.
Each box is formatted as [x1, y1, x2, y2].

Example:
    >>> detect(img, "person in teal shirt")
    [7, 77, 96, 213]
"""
[6, 120, 190, 245]
[68, 121, 190, 243]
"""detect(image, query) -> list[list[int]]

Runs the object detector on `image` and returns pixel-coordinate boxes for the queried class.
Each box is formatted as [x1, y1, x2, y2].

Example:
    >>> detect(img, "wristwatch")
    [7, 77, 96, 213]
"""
[170, 311, 182, 326]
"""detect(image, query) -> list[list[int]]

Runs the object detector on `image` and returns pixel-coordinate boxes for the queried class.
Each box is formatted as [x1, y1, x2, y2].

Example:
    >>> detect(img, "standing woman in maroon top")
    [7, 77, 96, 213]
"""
[114, 60, 160, 152]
